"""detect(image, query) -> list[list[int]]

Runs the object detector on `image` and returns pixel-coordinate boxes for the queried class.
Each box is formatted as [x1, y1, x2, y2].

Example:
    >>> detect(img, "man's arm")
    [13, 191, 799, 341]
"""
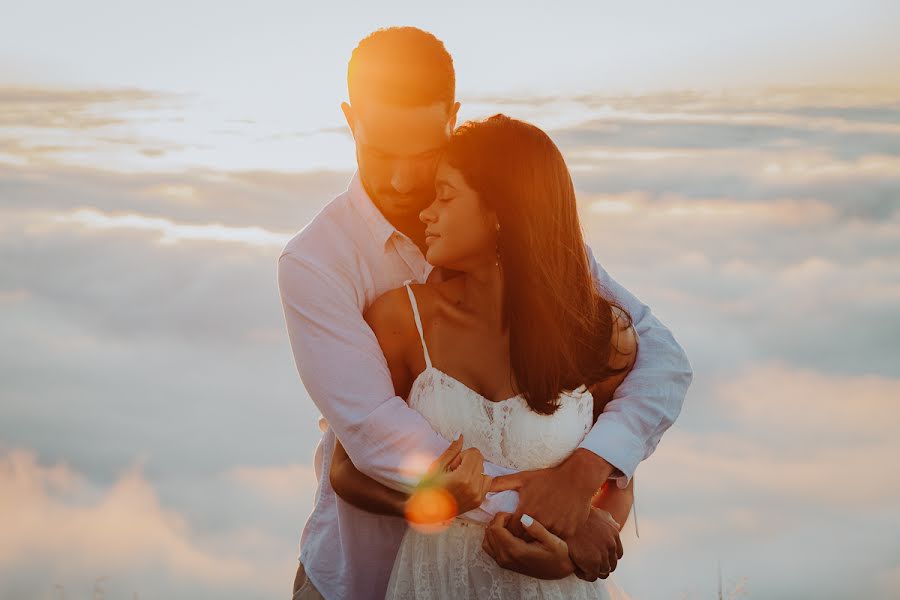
[330, 438, 407, 517]
[278, 251, 517, 522]
[580, 243, 693, 487]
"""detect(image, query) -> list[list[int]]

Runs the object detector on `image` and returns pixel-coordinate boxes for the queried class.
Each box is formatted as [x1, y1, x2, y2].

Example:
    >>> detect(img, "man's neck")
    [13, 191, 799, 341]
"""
[390, 215, 428, 255]
[360, 177, 429, 254]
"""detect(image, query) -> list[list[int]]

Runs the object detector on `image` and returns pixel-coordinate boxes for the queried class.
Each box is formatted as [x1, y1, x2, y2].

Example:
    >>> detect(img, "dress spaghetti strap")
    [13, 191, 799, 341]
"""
[405, 284, 433, 369]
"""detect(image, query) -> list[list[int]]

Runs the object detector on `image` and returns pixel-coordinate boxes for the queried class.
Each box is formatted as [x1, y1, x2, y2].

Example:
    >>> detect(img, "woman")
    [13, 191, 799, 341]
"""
[330, 114, 638, 599]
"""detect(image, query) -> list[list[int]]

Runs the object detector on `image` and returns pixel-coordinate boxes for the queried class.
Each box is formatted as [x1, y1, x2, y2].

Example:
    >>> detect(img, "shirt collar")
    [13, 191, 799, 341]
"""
[348, 171, 397, 249]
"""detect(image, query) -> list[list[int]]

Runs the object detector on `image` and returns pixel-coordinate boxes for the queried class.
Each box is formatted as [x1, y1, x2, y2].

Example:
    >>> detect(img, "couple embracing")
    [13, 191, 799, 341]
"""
[279, 26, 693, 600]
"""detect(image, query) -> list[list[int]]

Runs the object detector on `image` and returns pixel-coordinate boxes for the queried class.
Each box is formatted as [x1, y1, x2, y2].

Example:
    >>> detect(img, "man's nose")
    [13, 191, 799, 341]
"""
[391, 161, 416, 195]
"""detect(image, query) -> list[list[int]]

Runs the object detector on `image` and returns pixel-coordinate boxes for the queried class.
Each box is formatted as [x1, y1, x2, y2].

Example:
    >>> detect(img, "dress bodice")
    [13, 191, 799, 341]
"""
[403, 284, 594, 471]
[408, 366, 594, 471]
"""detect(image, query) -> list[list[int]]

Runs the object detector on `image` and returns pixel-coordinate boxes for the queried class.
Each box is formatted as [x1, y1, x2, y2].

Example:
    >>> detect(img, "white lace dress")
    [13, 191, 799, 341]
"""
[385, 285, 632, 600]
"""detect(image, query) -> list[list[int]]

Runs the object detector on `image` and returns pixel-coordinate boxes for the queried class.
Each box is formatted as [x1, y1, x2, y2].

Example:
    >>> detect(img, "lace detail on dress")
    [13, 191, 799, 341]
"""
[385, 367, 633, 599]
[407, 367, 593, 471]
[388, 519, 622, 600]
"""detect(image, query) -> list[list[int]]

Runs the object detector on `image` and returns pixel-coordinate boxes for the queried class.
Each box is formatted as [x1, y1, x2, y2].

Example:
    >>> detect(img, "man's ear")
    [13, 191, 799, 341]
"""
[341, 102, 355, 138]
[449, 101, 461, 132]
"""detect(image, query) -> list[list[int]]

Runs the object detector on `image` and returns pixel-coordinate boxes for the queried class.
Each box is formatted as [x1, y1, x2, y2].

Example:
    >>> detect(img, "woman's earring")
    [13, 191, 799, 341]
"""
[495, 223, 501, 267]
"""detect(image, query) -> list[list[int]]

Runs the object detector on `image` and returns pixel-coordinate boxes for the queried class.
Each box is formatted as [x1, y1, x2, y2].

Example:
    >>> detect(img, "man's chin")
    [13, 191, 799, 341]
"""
[385, 200, 429, 218]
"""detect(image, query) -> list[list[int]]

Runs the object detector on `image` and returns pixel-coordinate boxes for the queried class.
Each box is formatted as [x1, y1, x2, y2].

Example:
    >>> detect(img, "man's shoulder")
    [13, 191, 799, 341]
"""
[280, 190, 360, 263]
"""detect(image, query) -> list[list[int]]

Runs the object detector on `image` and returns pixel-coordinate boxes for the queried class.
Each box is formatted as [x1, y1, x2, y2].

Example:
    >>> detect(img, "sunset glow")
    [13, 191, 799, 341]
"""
[2, 2, 899, 599]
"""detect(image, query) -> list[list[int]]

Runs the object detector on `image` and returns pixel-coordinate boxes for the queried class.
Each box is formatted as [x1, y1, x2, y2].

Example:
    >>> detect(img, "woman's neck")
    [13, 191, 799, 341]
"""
[460, 260, 505, 329]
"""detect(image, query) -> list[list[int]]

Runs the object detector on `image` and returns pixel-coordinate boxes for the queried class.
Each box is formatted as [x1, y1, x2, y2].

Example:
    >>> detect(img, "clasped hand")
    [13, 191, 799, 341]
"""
[429, 438, 624, 581]
[481, 507, 622, 581]
[426, 435, 493, 515]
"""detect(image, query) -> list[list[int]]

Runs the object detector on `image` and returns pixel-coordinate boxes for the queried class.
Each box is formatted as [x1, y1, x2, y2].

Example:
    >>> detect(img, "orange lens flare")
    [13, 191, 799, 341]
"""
[404, 486, 458, 534]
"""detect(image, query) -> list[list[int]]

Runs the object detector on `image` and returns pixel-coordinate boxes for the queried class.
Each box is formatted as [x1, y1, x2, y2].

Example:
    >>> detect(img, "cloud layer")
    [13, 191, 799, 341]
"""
[1, 84, 898, 599]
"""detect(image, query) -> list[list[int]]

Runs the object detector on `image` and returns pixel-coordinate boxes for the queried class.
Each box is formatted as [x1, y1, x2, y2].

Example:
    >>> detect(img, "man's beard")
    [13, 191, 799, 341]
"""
[379, 190, 433, 215]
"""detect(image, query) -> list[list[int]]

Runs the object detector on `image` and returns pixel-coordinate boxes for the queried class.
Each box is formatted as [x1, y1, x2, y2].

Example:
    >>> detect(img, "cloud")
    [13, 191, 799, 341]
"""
[555, 117, 900, 159]
[1, 83, 899, 599]
[0, 86, 169, 129]
[227, 463, 318, 507]
[0, 204, 321, 487]
[652, 364, 900, 507]
[1, 206, 285, 342]
[616, 364, 900, 600]
[470, 86, 900, 128]
[878, 564, 900, 599]
[1, 84, 356, 173]
[57, 207, 292, 248]
[0, 448, 301, 599]
[464, 88, 900, 222]
[577, 189, 900, 378]
[0, 162, 352, 231]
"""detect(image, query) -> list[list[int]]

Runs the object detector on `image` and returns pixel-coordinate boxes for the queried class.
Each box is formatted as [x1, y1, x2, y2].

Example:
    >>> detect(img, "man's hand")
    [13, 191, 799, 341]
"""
[490, 449, 615, 539]
[482, 513, 575, 580]
[566, 507, 623, 581]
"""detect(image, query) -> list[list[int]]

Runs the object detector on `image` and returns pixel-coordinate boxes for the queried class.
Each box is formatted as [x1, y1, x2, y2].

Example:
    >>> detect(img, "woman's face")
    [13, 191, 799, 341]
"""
[419, 159, 497, 270]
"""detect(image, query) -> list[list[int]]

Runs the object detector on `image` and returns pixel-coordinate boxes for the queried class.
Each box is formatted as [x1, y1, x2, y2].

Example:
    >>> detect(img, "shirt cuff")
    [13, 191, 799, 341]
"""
[578, 418, 645, 489]
[457, 490, 520, 525]
[482, 461, 516, 478]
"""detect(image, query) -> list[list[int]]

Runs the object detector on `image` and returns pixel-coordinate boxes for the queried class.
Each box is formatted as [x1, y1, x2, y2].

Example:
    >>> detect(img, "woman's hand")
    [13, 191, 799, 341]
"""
[482, 513, 576, 580]
[428, 435, 492, 515]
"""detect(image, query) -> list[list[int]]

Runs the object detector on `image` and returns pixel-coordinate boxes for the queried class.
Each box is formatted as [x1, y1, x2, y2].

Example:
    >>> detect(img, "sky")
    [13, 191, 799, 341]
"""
[2, 1, 900, 599]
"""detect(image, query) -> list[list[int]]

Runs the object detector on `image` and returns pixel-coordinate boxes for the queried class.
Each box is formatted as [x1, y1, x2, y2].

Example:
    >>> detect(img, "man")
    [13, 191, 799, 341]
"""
[279, 26, 692, 600]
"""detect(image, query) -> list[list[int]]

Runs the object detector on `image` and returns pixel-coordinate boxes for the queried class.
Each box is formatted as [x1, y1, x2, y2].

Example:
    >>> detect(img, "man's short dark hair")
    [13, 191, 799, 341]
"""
[348, 27, 455, 109]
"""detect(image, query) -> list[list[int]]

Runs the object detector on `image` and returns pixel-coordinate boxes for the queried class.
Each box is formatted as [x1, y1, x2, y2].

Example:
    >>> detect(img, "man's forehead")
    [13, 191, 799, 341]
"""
[353, 101, 452, 152]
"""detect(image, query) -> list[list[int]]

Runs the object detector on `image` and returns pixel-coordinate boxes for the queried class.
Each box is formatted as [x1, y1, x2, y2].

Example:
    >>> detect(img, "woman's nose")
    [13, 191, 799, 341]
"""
[419, 206, 435, 224]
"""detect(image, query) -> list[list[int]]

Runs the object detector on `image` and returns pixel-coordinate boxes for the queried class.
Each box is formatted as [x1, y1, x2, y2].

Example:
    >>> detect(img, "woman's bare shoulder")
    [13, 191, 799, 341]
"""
[364, 287, 417, 339]
[364, 279, 461, 341]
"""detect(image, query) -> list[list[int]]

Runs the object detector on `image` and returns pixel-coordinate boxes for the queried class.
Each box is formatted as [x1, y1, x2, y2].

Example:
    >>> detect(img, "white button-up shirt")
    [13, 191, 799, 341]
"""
[278, 173, 693, 600]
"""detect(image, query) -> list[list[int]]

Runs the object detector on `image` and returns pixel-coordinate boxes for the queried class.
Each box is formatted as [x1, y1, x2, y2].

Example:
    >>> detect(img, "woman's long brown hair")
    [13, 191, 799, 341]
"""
[443, 114, 633, 415]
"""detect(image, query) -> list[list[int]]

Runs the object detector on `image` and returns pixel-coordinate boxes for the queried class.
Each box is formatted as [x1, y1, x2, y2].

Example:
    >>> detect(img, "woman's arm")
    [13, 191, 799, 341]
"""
[330, 438, 408, 517]
[591, 476, 635, 531]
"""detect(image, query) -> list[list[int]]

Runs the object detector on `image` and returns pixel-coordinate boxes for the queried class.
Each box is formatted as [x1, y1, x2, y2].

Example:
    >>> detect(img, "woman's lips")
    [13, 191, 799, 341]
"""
[425, 232, 440, 245]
